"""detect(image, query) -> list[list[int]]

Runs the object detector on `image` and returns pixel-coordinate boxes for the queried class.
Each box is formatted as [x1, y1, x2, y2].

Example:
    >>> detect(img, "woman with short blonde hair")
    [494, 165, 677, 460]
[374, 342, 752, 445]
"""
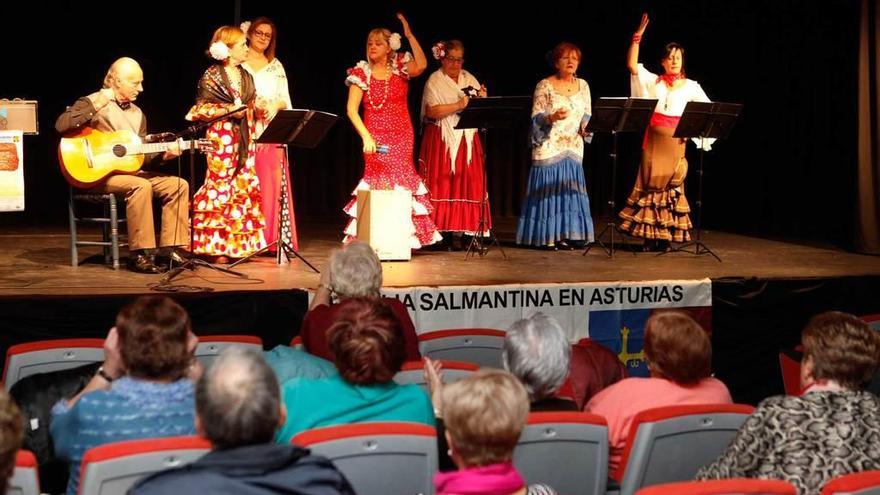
[435, 370, 555, 495]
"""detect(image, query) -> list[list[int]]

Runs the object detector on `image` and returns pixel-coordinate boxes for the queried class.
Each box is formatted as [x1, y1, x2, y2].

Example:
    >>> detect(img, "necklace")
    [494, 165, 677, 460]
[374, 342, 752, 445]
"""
[555, 76, 578, 96]
[367, 59, 392, 110]
[225, 66, 241, 95]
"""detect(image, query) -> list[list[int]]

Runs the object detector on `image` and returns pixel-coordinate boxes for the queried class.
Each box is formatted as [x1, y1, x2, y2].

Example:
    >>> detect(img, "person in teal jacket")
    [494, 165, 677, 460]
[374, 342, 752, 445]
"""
[277, 297, 434, 443]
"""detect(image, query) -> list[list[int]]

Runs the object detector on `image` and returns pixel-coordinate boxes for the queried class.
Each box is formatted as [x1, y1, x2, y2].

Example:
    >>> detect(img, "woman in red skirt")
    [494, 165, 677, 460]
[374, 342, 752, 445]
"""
[419, 40, 490, 249]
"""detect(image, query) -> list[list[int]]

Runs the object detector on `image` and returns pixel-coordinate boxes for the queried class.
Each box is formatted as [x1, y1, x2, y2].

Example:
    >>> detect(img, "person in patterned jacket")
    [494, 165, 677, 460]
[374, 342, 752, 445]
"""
[696, 311, 880, 495]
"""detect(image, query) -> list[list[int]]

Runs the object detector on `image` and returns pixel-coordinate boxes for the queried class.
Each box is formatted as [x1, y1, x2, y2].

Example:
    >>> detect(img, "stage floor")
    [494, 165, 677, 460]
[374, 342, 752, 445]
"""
[2, 218, 878, 297]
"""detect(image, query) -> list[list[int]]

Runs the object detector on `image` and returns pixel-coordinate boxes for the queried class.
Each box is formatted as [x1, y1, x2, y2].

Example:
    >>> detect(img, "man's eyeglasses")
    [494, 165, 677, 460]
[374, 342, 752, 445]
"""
[444, 56, 464, 64]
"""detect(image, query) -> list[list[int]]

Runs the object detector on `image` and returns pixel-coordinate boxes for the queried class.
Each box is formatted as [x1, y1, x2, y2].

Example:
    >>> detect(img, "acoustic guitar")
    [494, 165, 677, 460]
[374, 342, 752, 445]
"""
[59, 128, 215, 188]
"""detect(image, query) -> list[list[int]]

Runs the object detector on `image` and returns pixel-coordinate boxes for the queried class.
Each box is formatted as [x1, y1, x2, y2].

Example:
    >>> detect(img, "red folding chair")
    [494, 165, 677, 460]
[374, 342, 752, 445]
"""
[635, 478, 797, 495]
[393, 359, 479, 389]
[515, 411, 609, 495]
[616, 404, 756, 495]
[194, 335, 263, 367]
[8, 449, 40, 495]
[778, 350, 802, 396]
[821, 470, 880, 495]
[293, 422, 437, 495]
[3, 339, 105, 391]
[78, 436, 211, 495]
[418, 328, 506, 369]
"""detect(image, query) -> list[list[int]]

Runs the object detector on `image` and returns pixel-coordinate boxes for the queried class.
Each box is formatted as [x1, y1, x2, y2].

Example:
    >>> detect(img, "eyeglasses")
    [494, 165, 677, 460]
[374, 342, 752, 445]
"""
[253, 30, 273, 40]
[444, 56, 464, 64]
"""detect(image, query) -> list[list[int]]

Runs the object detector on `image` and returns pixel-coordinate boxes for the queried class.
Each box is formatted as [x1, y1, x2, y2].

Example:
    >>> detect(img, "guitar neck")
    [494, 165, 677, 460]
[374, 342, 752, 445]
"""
[130, 140, 194, 155]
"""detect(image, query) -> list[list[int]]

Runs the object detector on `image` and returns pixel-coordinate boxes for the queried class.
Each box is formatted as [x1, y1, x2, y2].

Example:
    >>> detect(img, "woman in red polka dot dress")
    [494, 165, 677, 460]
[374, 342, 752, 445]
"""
[186, 25, 267, 261]
[344, 13, 442, 249]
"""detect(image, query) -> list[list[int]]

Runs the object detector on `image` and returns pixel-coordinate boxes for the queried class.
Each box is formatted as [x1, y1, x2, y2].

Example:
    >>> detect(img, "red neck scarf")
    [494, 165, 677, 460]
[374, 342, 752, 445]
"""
[657, 72, 685, 87]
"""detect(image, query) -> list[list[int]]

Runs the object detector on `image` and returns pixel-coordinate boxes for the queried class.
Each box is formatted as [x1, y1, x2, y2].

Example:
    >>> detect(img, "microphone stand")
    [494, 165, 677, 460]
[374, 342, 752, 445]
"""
[155, 107, 249, 288]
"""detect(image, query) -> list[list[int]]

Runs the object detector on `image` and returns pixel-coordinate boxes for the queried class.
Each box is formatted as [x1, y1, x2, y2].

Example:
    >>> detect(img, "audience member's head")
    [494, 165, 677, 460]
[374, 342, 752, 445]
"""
[196, 347, 283, 449]
[644, 310, 712, 385]
[441, 369, 530, 468]
[503, 312, 571, 402]
[0, 390, 22, 494]
[327, 297, 405, 385]
[801, 311, 880, 390]
[116, 296, 196, 381]
[329, 241, 383, 299]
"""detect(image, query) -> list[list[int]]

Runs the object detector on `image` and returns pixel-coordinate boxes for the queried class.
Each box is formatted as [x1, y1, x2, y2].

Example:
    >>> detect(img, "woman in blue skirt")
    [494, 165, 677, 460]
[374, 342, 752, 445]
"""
[517, 41, 594, 250]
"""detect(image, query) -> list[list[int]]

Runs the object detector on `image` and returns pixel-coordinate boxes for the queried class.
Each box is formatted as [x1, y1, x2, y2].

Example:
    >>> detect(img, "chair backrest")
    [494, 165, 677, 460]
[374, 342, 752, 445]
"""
[393, 359, 479, 390]
[78, 436, 211, 495]
[821, 470, 880, 495]
[418, 329, 506, 369]
[514, 411, 608, 495]
[194, 335, 263, 368]
[292, 422, 438, 495]
[6, 450, 39, 495]
[3, 339, 105, 391]
[861, 314, 880, 332]
[635, 478, 798, 495]
[778, 350, 802, 396]
[617, 404, 755, 495]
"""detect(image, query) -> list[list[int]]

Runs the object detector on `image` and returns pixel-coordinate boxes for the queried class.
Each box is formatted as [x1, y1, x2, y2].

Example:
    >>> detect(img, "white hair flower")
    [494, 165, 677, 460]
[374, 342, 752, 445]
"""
[431, 42, 446, 60]
[389, 32, 402, 51]
[240, 20, 251, 34]
[209, 41, 230, 61]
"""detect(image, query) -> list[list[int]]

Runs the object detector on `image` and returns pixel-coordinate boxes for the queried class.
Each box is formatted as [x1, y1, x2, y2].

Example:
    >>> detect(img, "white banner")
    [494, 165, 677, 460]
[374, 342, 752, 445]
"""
[380, 278, 712, 342]
[0, 130, 25, 212]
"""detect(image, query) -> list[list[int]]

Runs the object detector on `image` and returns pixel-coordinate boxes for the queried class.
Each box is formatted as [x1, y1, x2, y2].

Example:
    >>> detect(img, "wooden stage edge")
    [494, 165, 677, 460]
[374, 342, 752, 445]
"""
[1, 220, 878, 298]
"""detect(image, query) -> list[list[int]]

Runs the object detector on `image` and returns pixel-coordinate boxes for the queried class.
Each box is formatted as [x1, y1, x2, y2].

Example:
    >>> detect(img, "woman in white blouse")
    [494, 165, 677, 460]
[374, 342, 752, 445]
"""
[242, 17, 298, 255]
[618, 13, 712, 252]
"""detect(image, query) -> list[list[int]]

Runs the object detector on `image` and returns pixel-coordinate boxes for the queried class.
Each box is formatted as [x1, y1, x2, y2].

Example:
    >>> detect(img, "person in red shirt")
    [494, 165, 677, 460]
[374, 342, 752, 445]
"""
[300, 241, 420, 361]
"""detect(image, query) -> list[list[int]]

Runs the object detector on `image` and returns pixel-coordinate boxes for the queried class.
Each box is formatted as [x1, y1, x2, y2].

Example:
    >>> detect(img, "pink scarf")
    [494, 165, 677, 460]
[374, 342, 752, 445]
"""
[434, 461, 525, 495]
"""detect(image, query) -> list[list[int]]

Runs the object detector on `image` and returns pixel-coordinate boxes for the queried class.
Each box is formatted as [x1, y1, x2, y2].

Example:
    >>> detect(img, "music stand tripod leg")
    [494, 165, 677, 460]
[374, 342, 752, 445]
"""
[584, 130, 624, 258]
[230, 144, 320, 273]
[279, 240, 320, 273]
[161, 136, 248, 286]
[464, 128, 507, 260]
[656, 145, 722, 262]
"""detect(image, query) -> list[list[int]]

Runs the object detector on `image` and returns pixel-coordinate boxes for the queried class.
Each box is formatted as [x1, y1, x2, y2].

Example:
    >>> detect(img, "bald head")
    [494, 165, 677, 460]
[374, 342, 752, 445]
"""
[195, 347, 282, 448]
[103, 57, 144, 102]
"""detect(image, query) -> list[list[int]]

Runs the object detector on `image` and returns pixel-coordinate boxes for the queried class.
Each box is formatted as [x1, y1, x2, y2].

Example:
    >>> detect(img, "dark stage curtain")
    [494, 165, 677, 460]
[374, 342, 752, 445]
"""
[711, 275, 880, 406]
[0, 1, 870, 251]
[857, 0, 880, 254]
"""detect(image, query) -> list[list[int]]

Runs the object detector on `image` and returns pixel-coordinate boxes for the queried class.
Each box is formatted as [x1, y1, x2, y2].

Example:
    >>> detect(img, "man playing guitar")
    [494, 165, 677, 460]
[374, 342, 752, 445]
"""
[56, 57, 189, 273]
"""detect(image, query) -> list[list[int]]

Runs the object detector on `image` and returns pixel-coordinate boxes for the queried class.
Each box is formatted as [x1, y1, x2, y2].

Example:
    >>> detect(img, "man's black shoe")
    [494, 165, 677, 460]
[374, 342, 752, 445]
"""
[127, 253, 166, 274]
[154, 249, 192, 270]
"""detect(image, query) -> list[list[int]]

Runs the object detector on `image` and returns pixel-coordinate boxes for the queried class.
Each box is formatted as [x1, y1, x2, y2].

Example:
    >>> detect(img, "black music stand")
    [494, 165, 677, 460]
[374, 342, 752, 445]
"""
[455, 96, 532, 260]
[661, 101, 742, 262]
[582, 97, 657, 258]
[229, 109, 338, 272]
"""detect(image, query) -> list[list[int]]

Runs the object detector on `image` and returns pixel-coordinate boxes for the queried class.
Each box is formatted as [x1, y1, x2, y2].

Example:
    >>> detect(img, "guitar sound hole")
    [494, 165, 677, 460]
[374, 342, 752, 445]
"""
[112, 144, 127, 157]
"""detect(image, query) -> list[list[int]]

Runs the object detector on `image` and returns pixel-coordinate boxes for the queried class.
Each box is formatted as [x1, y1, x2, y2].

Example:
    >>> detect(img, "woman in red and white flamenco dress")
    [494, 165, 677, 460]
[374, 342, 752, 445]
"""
[419, 39, 491, 242]
[343, 13, 442, 249]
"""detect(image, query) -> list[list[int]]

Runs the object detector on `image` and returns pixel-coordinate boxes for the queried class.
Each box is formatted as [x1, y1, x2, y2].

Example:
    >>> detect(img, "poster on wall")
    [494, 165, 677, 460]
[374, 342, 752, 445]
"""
[0, 130, 25, 212]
